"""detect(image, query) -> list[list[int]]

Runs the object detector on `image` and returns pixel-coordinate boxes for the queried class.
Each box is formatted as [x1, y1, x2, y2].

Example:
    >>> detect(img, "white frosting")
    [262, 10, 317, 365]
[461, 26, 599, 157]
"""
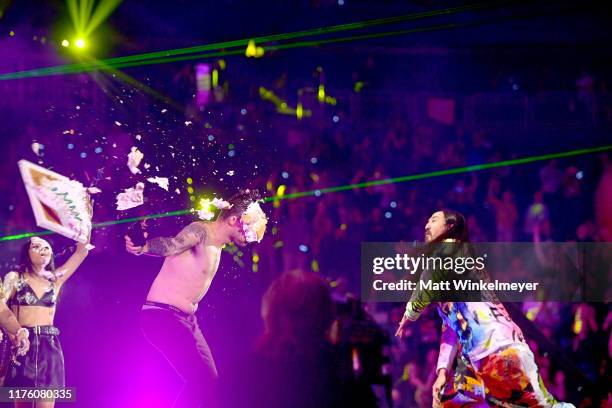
[116, 182, 145, 210]
[240, 201, 267, 243]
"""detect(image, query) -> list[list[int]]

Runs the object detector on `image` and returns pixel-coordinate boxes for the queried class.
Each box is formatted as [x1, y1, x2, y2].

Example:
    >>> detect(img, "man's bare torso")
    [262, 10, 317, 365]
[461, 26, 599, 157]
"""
[147, 239, 221, 314]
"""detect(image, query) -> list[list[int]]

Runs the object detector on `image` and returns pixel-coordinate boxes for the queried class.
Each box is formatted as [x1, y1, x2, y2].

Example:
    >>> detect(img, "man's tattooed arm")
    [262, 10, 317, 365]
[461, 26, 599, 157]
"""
[143, 222, 207, 257]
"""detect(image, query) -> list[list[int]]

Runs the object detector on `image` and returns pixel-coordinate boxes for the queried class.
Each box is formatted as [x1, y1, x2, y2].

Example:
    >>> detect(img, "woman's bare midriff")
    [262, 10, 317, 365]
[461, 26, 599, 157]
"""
[11, 305, 56, 327]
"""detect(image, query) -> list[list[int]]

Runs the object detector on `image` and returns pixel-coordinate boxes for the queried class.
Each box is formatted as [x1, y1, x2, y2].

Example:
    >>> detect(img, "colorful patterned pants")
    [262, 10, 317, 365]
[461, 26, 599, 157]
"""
[441, 344, 575, 408]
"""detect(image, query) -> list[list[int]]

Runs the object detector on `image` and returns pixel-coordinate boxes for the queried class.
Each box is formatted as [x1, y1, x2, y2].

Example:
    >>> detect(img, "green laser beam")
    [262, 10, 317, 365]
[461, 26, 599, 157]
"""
[10, 9, 549, 78]
[65, 49, 246, 75]
[113, 7, 576, 71]
[263, 144, 612, 201]
[96, 0, 497, 65]
[0, 1, 507, 80]
[0, 209, 191, 242]
[1, 144, 609, 242]
[83, 24, 472, 73]
[92, 209, 191, 228]
[0, 230, 57, 241]
[7, 3, 579, 79]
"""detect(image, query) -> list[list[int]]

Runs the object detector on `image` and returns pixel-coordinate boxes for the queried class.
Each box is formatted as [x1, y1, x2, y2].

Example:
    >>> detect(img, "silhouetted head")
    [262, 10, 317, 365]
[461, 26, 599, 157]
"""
[259, 270, 334, 355]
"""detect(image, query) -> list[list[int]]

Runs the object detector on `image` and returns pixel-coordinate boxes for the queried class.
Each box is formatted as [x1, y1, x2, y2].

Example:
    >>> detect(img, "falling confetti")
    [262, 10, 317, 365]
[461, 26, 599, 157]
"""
[147, 176, 169, 191]
[226, 170, 235, 176]
[127, 147, 144, 174]
[31, 142, 44, 156]
[87, 187, 102, 194]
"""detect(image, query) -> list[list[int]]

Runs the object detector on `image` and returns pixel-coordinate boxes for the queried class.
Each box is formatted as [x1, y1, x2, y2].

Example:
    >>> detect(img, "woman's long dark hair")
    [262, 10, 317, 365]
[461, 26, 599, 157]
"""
[10, 239, 58, 322]
[18, 238, 56, 275]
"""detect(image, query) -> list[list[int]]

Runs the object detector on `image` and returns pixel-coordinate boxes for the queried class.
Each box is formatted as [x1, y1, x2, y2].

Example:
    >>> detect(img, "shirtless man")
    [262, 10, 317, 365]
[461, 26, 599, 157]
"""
[125, 190, 266, 408]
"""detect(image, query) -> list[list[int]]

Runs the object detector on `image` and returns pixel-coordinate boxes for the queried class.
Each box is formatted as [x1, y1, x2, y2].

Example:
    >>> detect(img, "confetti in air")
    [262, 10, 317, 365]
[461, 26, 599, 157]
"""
[31, 142, 44, 156]
[127, 147, 144, 174]
[147, 176, 169, 191]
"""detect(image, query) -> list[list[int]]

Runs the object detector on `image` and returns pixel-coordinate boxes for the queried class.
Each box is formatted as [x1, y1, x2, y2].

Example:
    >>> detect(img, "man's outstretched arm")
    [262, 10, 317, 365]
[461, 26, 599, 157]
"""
[125, 222, 207, 257]
[145, 222, 208, 257]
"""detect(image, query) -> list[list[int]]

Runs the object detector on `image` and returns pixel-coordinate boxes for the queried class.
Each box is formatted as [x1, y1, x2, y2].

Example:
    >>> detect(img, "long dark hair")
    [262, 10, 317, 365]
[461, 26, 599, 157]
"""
[425, 209, 473, 257]
[431, 209, 470, 243]
[18, 238, 56, 275]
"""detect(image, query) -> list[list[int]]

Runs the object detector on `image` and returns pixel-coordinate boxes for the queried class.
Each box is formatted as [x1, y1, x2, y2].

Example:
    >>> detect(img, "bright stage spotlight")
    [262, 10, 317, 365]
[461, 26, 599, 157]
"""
[61, 39, 70, 47]
[75, 38, 86, 48]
